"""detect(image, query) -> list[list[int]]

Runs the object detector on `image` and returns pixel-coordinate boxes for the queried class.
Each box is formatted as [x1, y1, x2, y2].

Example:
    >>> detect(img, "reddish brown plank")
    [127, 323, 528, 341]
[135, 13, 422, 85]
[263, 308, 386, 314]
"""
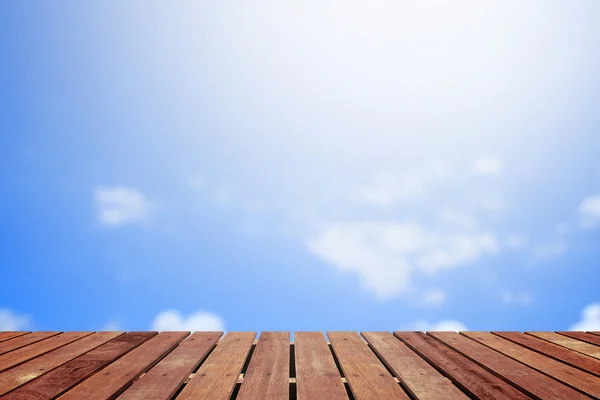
[295, 332, 348, 400]
[329, 331, 409, 400]
[0, 332, 29, 343]
[431, 331, 588, 399]
[176, 332, 256, 400]
[0, 332, 60, 356]
[0, 332, 92, 372]
[362, 332, 467, 400]
[3, 332, 153, 400]
[464, 331, 600, 398]
[527, 331, 600, 359]
[119, 331, 222, 400]
[558, 331, 600, 347]
[494, 331, 600, 377]
[394, 332, 530, 400]
[0, 332, 122, 396]
[590, 332, 600, 336]
[236, 332, 290, 400]
[59, 331, 188, 400]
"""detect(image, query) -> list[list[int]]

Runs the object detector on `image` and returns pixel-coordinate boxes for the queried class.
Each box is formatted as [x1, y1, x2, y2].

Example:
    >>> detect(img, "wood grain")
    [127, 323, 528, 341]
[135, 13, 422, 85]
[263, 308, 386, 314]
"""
[118, 331, 222, 400]
[527, 331, 600, 359]
[329, 331, 409, 400]
[0, 332, 122, 396]
[558, 331, 600, 347]
[494, 331, 600, 377]
[0, 332, 60, 356]
[236, 332, 290, 400]
[58, 331, 188, 400]
[3, 332, 153, 400]
[464, 331, 600, 398]
[0, 332, 29, 343]
[362, 331, 467, 400]
[394, 331, 530, 400]
[431, 331, 588, 399]
[176, 332, 256, 400]
[0, 332, 92, 372]
[295, 332, 347, 400]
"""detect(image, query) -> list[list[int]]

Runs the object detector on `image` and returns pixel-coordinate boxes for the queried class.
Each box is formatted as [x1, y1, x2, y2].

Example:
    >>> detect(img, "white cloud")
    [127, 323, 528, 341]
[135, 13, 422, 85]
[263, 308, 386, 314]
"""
[578, 195, 600, 229]
[474, 154, 503, 176]
[354, 174, 422, 207]
[420, 289, 446, 307]
[412, 319, 468, 332]
[504, 234, 529, 250]
[151, 309, 225, 331]
[569, 303, 600, 331]
[306, 221, 499, 299]
[0, 309, 31, 330]
[438, 208, 477, 229]
[94, 186, 154, 227]
[500, 290, 532, 306]
[102, 319, 122, 331]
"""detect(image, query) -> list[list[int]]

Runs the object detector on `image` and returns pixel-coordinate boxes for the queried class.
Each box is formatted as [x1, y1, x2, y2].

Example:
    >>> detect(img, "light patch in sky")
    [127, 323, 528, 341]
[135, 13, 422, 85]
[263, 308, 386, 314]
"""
[94, 186, 154, 228]
[420, 289, 446, 307]
[473, 154, 503, 176]
[151, 309, 225, 331]
[0, 308, 31, 330]
[578, 195, 600, 229]
[500, 290, 532, 306]
[569, 303, 600, 331]
[504, 234, 530, 250]
[412, 319, 468, 332]
[306, 221, 498, 299]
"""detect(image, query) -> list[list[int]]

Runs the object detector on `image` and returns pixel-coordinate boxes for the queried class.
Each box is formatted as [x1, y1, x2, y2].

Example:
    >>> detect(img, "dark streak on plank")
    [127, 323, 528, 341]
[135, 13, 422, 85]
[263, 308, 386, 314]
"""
[0, 332, 61, 356]
[118, 331, 222, 400]
[176, 332, 256, 400]
[394, 332, 530, 400]
[0, 332, 93, 372]
[3, 332, 153, 400]
[329, 331, 410, 400]
[558, 331, 600, 347]
[0, 332, 123, 396]
[0, 333, 30, 343]
[362, 332, 468, 400]
[431, 331, 588, 400]
[494, 331, 600, 377]
[463, 331, 600, 398]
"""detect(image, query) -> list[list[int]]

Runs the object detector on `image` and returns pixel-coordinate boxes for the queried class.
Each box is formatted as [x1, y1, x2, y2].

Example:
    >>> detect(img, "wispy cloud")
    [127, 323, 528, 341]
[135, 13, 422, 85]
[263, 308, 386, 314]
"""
[420, 289, 446, 307]
[94, 186, 154, 228]
[578, 194, 600, 229]
[150, 309, 225, 331]
[569, 303, 600, 331]
[0, 308, 31, 330]
[473, 154, 503, 176]
[411, 319, 468, 332]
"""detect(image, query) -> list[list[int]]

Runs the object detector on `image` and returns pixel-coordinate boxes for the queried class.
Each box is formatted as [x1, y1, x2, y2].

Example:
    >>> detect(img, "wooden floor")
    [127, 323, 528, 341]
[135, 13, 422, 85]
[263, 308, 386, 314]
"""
[0, 331, 599, 399]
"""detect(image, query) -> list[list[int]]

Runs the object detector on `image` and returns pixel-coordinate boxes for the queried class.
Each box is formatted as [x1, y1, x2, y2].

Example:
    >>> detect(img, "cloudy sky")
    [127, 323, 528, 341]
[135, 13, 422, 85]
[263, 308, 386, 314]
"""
[1, 1, 600, 332]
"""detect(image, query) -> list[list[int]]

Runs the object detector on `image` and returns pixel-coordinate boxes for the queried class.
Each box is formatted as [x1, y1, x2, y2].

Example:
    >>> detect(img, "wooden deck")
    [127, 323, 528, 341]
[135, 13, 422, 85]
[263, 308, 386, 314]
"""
[0, 331, 598, 399]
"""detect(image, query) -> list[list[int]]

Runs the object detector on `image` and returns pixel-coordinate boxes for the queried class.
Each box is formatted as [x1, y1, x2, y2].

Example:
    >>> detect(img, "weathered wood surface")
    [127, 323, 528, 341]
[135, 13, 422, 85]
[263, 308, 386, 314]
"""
[0, 331, 597, 399]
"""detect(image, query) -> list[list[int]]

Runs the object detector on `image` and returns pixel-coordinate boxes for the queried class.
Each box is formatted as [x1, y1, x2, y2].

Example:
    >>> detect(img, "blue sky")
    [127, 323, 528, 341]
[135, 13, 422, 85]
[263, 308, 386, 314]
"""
[1, 1, 600, 332]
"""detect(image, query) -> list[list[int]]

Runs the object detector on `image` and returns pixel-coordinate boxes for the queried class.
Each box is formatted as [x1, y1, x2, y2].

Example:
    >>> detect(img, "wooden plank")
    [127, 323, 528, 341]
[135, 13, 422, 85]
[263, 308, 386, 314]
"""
[235, 332, 290, 400]
[0, 332, 29, 343]
[58, 331, 188, 400]
[464, 331, 600, 398]
[119, 331, 222, 400]
[590, 332, 600, 336]
[431, 331, 588, 400]
[527, 331, 600, 359]
[3, 332, 153, 400]
[176, 332, 256, 400]
[0, 332, 122, 396]
[494, 331, 600, 377]
[295, 332, 348, 400]
[328, 331, 409, 400]
[362, 332, 467, 400]
[394, 331, 529, 400]
[558, 331, 600, 347]
[0, 332, 61, 356]
[0, 332, 92, 372]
